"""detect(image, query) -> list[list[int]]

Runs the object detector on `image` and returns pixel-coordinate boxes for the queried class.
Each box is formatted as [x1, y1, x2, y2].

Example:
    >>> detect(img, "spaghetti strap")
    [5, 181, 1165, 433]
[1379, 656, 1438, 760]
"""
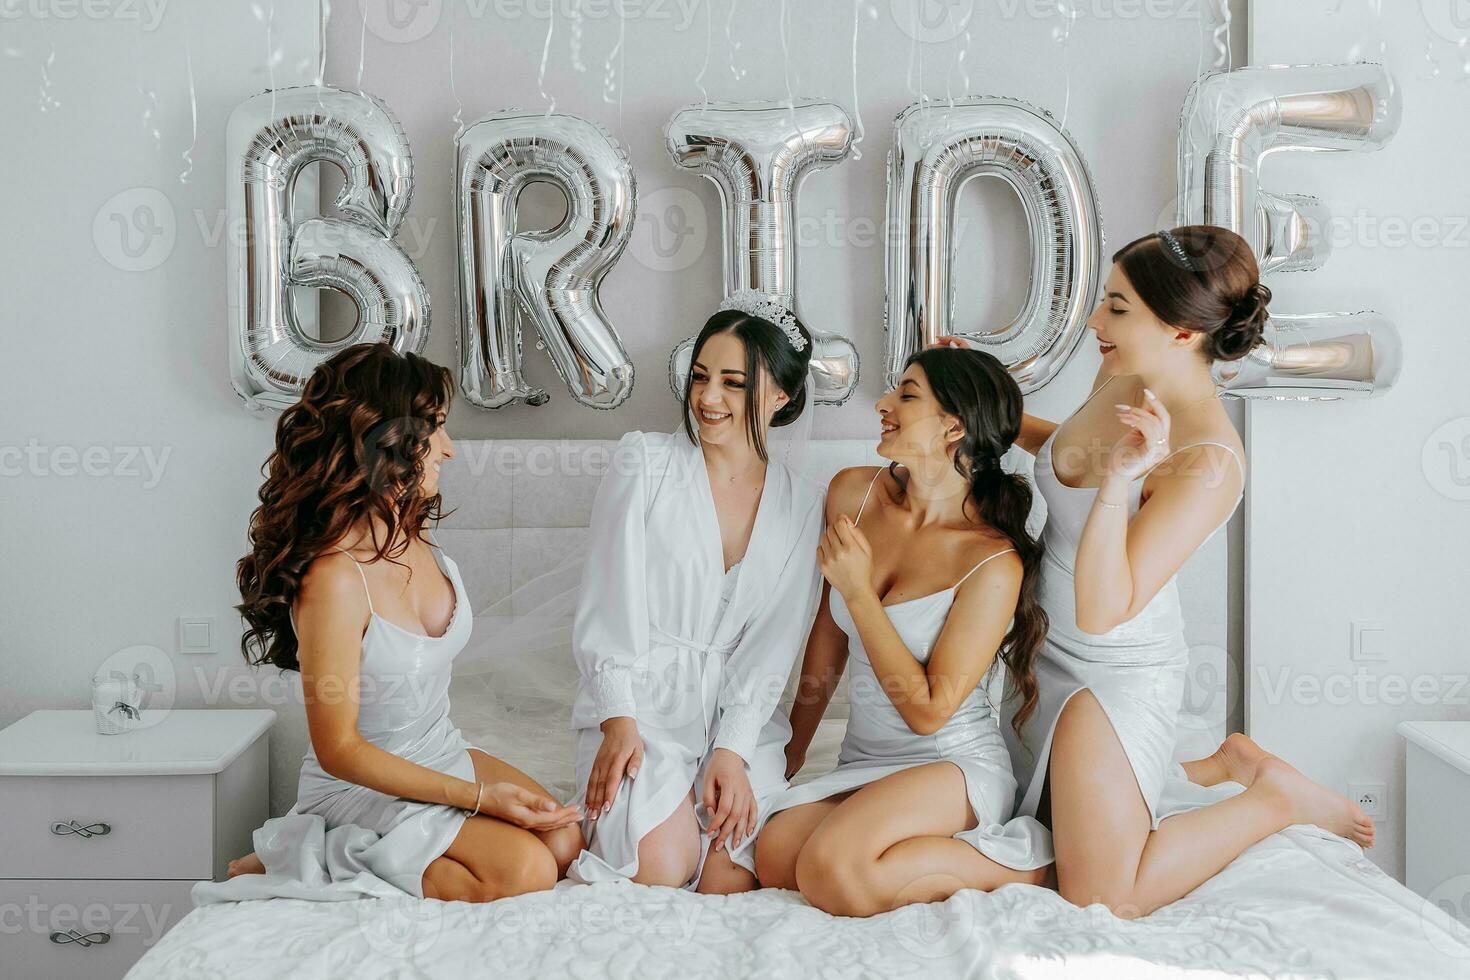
[1067, 373, 1120, 423]
[954, 548, 1016, 589]
[332, 548, 376, 615]
[1142, 441, 1245, 491]
[854, 468, 884, 524]
[1046, 374, 1121, 453]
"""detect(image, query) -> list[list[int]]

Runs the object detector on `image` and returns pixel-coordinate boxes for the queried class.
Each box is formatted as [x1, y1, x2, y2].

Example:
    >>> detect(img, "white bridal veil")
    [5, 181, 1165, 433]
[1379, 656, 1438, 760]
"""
[448, 373, 817, 799]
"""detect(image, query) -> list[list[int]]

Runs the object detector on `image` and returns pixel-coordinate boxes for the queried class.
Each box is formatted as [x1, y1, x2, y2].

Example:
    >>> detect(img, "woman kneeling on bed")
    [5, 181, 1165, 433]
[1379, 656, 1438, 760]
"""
[755, 348, 1055, 916]
[227, 343, 582, 902]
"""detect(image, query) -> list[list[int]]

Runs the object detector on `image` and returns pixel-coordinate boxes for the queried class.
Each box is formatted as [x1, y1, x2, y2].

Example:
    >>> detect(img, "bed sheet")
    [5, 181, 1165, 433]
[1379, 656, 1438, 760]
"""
[128, 825, 1470, 980]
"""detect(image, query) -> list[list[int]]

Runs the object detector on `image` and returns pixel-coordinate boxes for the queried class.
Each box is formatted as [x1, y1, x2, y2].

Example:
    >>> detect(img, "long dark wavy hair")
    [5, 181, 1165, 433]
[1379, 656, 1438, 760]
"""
[680, 307, 813, 461]
[889, 347, 1048, 735]
[237, 343, 455, 672]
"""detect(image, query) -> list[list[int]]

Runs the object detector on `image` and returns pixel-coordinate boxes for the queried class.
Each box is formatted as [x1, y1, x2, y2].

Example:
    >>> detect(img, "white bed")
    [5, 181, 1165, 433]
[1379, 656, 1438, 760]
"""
[126, 712, 1470, 979]
[128, 823, 1470, 978]
[125, 439, 1470, 977]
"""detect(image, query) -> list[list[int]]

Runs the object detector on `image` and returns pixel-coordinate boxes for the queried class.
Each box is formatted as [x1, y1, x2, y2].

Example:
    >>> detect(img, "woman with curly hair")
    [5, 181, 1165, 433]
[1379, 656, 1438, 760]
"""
[227, 342, 582, 902]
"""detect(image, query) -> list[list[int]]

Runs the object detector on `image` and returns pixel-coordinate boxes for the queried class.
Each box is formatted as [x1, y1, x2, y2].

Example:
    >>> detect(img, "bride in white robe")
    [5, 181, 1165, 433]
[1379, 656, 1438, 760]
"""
[566, 298, 825, 893]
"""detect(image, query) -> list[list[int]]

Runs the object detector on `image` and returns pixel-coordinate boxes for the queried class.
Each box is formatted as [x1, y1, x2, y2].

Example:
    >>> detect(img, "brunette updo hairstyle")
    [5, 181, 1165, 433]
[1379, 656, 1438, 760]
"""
[1114, 225, 1271, 362]
[680, 308, 813, 462]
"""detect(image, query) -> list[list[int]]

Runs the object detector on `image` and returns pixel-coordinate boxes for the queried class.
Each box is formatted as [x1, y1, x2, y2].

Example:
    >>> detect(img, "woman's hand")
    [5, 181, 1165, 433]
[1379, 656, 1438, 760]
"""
[1108, 388, 1172, 483]
[703, 748, 758, 853]
[482, 782, 583, 831]
[817, 516, 876, 603]
[928, 335, 971, 350]
[586, 716, 644, 820]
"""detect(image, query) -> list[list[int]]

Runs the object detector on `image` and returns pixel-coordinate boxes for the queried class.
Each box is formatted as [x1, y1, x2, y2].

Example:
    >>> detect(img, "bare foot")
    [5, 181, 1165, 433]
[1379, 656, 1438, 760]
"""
[1211, 732, 1274, 787]
[227, 852, 265, 877]
[1254, 757, 1376, 848]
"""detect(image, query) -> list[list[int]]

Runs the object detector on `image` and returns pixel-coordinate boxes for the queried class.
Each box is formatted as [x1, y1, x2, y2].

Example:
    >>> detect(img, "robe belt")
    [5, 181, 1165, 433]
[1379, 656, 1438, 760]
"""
[647, 625, 738, 744]
[648, 625, 739, 658]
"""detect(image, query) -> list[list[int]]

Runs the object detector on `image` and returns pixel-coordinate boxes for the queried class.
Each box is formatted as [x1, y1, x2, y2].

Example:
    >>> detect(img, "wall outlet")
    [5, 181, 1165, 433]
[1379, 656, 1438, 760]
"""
[1348, 781, 1388, 820]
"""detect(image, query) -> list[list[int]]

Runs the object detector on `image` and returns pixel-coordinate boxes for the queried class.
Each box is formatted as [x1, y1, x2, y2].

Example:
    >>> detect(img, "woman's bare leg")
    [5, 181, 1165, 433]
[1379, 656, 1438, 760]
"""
[466, 749, 584, 877]
[1050, 690, 1374, 919]
[228, 747, 584, 881]
[423, 813, 557, 902]
[752, 793, 852, 891]
[795, 764, 1048, 918]
[695, 839, 759, 895]
[624, 787, 702, 888]
[1180, 731, 1273, 788]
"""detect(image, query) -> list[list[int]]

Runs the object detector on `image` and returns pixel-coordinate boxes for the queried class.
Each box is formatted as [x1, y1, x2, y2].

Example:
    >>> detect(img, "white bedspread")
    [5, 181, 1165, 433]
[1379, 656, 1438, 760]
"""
[129, 825, 1470, 980]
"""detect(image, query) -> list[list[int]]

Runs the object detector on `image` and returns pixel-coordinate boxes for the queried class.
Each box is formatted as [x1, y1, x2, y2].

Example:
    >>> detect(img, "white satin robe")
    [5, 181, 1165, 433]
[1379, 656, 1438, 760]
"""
[566, 429, 825, 888]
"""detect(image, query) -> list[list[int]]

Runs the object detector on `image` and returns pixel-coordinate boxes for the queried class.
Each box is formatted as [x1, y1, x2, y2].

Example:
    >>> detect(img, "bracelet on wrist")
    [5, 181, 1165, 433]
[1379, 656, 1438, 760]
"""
[468, 781, 485, 816]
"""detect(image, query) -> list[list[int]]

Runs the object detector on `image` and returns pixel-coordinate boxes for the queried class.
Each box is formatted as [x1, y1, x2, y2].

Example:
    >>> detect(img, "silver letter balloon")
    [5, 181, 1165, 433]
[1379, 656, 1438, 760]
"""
[455, 110, 637, 410]
[664, 99, 860, 405]
[225, 86, 430, 413]
[883, 96, 1105, 393]
[1177, 63, 1403, 398]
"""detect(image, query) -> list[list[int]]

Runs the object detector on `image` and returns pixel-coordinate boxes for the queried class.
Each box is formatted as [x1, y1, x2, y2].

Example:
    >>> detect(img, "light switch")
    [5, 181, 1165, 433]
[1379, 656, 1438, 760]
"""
[178, 616, 217, 654]
[1350, 620, 1389, 663]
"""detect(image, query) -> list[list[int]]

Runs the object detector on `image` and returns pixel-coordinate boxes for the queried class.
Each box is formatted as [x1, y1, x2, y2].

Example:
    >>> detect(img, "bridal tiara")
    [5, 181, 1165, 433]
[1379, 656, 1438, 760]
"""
[1157, 229, 1196, 272]
[718, 290, 807, 352]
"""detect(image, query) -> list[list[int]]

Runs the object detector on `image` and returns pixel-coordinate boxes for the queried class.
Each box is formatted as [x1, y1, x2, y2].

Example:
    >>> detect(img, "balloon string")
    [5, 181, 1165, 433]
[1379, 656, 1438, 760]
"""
[356, 4, 367, 94]
[848, 0, 865, 161]
[537, 0, 557, 115]
[1058, 1, 1074, 132]
[616, 2, 627, 136]
[1211, 0, 1231, 69]
[316, 0, 330, 85]
[695, 0, 711, 105]
[267, 0, 277, 119]
[38, 34, 60, 113]
[725, 0, 744, 82]
[904, 6, 919, 106]
[779, 0, 796, 133]
[129, 15, 157, 138]
[180, 42, 198, 184]
[448, 2, 464, 140]
[568, 0, 586, 73]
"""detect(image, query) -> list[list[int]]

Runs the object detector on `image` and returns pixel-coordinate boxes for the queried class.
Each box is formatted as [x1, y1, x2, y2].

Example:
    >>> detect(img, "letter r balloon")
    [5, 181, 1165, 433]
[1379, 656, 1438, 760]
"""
[456, 110, 638, 410]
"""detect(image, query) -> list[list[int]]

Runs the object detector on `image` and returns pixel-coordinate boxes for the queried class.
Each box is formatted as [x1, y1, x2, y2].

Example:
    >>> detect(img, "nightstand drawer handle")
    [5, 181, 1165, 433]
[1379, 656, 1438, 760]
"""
[50, 820, 112, 838]
[50, 929, 112, 947]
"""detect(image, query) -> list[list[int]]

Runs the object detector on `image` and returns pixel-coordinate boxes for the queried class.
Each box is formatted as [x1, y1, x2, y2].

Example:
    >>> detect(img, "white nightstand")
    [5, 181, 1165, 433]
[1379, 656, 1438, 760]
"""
[0, 709, 274, 980]
[1398, 721, 1470, 927]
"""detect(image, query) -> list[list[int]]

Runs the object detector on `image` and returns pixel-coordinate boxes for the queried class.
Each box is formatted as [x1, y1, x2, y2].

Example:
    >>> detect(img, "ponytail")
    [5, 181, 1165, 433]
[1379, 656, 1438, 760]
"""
[962, 460, 1047, 735]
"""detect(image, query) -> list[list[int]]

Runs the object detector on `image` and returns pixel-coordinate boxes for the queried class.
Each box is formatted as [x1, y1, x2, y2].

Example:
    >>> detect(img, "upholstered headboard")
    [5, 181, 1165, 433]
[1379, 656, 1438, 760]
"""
[264, 437, 1229, 814]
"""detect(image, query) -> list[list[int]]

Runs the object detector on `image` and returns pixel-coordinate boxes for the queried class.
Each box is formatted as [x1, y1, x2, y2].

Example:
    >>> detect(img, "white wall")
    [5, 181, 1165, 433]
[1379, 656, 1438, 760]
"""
[1247, 2, 1470, 881]
[0, 3, 319, 781]
[323, 0, 1245, 439]
[1, 1, 1246, 815]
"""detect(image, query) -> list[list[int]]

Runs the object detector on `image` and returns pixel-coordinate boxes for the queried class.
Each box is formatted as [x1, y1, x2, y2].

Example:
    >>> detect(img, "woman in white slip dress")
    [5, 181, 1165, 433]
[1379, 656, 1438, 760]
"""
[226, 343, 582, 902]
[755, 347, 1053, 918]
[949, 227, 1374, 918]
[567, 295, 825, 895]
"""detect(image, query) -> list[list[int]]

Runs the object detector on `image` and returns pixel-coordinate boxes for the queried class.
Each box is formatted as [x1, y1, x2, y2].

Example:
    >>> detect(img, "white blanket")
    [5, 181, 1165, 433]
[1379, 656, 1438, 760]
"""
[132, 826, 1470, 980]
